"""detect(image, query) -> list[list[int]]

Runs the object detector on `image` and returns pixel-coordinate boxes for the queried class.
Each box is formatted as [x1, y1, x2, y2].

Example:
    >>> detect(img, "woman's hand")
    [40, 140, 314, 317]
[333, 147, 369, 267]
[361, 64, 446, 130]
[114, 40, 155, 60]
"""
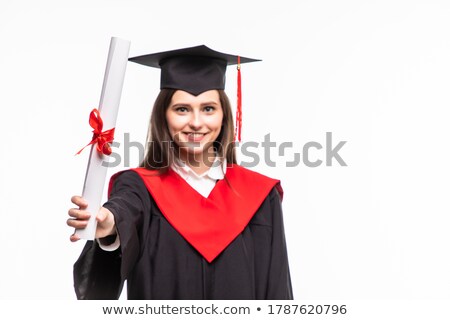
[67, 196, 116, 242]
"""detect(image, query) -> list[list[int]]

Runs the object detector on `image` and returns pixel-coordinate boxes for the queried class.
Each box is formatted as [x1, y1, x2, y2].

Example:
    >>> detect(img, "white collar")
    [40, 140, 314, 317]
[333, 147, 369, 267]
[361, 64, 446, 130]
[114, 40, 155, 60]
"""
[172, 157, 227, 181]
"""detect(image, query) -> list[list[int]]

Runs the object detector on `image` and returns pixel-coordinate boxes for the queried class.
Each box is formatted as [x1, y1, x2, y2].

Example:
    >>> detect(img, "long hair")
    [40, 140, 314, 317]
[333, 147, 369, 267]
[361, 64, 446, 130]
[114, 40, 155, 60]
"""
[140, 89, 236, 173]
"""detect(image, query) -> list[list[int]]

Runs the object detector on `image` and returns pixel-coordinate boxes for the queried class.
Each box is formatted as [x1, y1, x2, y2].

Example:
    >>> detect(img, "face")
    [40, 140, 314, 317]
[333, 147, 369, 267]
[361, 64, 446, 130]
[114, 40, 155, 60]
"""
[166, 90, 223, 158]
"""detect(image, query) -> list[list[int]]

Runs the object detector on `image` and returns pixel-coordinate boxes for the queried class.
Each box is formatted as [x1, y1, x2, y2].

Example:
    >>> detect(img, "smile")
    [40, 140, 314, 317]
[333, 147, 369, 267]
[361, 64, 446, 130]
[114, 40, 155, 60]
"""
[183, 132, 208, 142]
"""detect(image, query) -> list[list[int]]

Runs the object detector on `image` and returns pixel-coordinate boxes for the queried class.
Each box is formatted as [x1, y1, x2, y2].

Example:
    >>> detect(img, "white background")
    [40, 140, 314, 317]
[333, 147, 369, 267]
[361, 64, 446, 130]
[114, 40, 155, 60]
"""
[1, 0, 449, 303]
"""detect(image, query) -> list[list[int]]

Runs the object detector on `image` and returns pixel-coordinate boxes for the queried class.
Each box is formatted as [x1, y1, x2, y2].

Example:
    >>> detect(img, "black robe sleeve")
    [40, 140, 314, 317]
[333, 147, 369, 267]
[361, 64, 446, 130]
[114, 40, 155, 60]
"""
[266, 187, 293, 299]
[74, 170, 151, 299]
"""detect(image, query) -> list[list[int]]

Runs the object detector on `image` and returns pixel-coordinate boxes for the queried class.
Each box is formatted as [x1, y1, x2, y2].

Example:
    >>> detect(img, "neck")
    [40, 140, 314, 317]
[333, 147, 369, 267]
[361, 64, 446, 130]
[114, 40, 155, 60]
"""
[178, 146, 217, 175]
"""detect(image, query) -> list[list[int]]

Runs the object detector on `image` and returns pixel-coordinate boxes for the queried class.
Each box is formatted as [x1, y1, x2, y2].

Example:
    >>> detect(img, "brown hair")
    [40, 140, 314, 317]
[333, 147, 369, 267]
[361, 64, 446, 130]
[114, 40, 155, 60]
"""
[140, 89, 236, 173]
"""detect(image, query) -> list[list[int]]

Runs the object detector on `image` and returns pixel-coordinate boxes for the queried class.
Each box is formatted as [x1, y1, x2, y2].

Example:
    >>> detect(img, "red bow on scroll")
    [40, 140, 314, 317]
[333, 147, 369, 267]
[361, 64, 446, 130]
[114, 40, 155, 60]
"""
[76, 108, 115, 156]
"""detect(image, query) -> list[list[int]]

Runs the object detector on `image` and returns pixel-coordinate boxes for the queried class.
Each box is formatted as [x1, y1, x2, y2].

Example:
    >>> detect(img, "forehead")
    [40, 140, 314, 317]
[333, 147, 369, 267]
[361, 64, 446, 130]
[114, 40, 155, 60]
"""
[170, 90, 221, 104]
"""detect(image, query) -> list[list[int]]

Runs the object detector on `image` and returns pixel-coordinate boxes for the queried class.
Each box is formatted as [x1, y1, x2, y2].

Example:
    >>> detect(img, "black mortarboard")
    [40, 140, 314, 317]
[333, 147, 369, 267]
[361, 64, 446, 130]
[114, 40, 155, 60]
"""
[128, 45, 260, 96]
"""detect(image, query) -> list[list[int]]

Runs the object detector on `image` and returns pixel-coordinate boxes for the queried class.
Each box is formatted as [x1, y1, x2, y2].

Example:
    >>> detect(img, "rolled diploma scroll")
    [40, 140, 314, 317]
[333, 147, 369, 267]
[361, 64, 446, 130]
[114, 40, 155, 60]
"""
[75, 37, 130, 240]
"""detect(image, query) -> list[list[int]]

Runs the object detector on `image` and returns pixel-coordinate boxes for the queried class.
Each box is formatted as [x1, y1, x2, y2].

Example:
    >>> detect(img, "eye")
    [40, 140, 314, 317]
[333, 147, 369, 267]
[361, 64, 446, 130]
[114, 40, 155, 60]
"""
[203, 106, 215, 113]
[175, 106, 189, 113]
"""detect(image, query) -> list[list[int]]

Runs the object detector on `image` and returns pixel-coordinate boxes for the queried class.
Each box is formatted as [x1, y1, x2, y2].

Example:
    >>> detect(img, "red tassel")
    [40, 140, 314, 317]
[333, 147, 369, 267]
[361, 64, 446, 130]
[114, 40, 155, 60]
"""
[235, 56, 242, 142]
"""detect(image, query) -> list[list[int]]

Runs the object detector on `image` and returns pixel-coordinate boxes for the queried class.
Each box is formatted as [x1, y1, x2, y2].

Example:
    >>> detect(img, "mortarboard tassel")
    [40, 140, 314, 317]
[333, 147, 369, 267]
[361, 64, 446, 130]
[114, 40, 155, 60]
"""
[235, 56, 242, 142]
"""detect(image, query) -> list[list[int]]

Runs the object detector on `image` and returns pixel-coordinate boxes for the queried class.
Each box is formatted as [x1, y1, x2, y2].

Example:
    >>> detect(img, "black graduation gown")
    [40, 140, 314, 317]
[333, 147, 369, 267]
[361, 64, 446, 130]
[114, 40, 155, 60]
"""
[74, 170, 293, 300]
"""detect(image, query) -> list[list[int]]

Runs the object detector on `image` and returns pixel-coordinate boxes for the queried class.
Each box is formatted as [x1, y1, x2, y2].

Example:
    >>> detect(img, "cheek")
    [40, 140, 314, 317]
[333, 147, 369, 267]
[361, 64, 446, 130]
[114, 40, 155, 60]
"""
[166, 114, 185, 136]
[206, 114, 224, 131]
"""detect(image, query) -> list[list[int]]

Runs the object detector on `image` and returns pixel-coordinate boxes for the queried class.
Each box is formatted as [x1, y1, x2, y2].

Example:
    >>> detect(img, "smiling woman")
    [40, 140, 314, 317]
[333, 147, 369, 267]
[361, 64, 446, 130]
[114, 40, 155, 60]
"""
[166, 90, 223, 174]
[163, 90, 225, 174]
[67, 45, 293, 300]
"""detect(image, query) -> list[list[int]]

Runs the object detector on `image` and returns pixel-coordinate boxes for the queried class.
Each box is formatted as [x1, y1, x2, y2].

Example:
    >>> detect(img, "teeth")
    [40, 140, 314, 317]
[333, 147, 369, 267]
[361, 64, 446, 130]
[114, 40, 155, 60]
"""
[187, 133, 205, 136]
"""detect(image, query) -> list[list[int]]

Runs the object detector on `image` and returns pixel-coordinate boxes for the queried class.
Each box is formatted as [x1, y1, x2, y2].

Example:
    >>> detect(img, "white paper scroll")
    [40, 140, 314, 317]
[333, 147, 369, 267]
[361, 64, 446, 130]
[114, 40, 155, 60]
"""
[75, 37, 131, 240]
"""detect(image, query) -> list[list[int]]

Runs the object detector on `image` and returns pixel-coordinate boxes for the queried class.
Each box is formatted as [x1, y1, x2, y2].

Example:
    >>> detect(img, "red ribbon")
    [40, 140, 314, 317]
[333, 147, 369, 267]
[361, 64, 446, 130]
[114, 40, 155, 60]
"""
[76, 108, 115, 156]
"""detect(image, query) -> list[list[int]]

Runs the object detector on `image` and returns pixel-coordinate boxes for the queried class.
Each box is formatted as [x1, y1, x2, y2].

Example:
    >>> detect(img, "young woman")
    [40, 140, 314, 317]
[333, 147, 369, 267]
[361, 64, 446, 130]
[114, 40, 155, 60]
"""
[67, 45, 293, 299]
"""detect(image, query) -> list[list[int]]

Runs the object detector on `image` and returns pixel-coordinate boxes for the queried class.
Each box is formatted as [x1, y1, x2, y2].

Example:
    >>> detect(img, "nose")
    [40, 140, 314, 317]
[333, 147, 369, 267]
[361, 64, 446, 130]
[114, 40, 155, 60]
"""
[188, 110, 202, 130]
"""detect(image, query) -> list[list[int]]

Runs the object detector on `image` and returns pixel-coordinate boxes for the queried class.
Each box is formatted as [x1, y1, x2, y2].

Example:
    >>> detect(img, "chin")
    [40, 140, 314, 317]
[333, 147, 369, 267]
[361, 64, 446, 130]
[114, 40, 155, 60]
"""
[178, 142, 214, 155]
[186, 147, 206, 155]
[177, 142, 202, 151]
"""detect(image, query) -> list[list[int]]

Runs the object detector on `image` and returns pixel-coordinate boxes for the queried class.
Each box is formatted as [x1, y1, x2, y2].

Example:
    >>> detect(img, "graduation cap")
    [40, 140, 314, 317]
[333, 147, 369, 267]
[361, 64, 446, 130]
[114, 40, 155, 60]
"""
[128, 45, 261, 141]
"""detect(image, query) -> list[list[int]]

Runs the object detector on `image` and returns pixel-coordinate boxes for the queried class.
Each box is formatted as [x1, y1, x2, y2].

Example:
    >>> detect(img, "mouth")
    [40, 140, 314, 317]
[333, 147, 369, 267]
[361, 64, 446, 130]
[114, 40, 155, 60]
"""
[183, 132, 208, 142]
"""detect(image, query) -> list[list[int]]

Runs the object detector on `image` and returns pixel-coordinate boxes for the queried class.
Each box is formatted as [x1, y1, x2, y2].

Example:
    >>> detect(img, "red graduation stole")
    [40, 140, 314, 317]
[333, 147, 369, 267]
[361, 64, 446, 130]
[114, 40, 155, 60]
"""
[109, 164, 282, 262]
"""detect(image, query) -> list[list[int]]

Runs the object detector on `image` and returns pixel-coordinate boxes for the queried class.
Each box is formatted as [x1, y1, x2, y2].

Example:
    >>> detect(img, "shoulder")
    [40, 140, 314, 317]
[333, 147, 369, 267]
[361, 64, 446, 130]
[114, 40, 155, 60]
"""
[226, 164, 280, 183]
[249, 184, 284, 227]
[227, 164, 284, 200]
[109, 169, 141, 184]
[108, 168, 158, 195]
[111, 168, 160, 182]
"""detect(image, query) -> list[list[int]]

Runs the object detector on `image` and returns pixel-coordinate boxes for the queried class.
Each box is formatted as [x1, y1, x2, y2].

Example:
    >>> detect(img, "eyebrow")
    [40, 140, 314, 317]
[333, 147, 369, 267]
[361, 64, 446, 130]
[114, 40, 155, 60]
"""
[170, 103, 189, 108]
[170, 101, 220, 108]
[200, 101, 219, 106]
